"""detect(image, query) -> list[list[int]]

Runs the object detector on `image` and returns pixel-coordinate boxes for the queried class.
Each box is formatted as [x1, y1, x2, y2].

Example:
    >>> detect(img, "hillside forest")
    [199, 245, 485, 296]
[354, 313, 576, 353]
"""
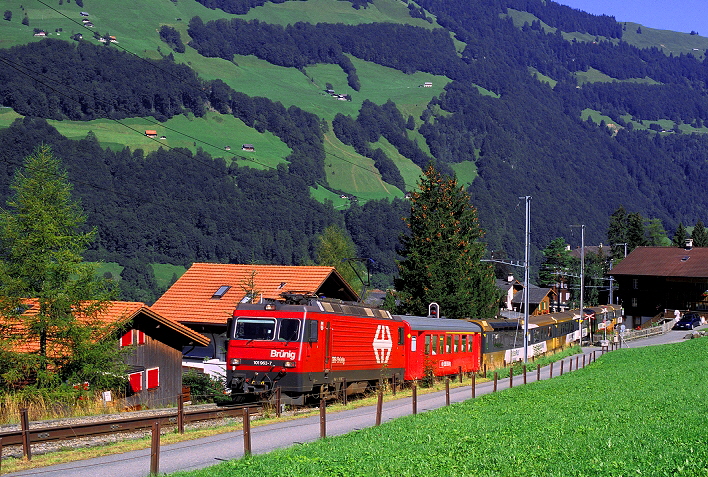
[1, 0, 708, 302]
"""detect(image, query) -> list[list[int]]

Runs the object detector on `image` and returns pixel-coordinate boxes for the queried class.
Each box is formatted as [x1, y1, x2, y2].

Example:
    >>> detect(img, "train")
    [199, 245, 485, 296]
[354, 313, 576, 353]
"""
[472, 304, 623, 369]
[225, 293, 621, 404]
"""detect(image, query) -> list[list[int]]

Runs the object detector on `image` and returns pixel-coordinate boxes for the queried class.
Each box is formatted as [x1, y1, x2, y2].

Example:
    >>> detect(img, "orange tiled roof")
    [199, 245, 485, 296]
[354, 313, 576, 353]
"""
[152, 263, 358, 325]
[1, 300, 209, 354]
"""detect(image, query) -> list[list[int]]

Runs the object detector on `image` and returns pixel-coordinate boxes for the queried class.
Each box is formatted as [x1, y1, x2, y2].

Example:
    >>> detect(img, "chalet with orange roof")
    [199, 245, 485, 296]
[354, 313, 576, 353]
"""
[4, 301, 208, 408]
[151, 263, 358, 375]
[609, 240, 708, 328]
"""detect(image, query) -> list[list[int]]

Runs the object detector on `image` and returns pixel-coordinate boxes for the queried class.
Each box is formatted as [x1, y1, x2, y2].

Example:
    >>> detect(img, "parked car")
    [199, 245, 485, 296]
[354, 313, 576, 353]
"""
[673, 313, 702, 330]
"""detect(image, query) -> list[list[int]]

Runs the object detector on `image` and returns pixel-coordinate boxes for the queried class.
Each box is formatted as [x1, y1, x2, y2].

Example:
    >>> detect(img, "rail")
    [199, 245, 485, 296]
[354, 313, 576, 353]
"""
[0, 404, 258, 447]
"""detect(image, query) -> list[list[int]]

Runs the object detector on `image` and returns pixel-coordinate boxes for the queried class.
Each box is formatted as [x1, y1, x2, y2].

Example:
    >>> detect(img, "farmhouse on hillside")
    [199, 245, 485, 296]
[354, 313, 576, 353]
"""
[151, 264, 358, 377]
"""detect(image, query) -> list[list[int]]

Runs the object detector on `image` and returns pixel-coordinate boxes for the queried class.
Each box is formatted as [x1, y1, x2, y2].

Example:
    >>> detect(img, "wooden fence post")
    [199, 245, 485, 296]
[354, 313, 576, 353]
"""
[243, 407, 251, 455]
[150, 421, 160, 475]
[493, 372, 498, 392]
[376, 389, 383, 426]
[549, 361, 553, 378]
[523, 365, 527, 385]
[177, 393, 184, 434]
[445, 378, 450, 406]
[319, 399, 326, 438]
[509, 368, 514, 388]
[412, 382, 418, 415]
[560, 360, 564, 376]
[20, 408, 31, 461]
[276, 387, 282, 418]
[471, 374, 476, 399]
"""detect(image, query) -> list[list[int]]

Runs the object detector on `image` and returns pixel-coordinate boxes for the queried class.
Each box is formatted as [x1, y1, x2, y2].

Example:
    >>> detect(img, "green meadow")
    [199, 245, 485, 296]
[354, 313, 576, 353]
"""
[169, 338, 708, 477]
[0, 0, 457, 202]
[92, 263, 187, 292]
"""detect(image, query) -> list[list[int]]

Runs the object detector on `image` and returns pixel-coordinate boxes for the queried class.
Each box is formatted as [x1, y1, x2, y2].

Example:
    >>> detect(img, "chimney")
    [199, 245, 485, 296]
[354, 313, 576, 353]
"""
[685, 238, 694, 250]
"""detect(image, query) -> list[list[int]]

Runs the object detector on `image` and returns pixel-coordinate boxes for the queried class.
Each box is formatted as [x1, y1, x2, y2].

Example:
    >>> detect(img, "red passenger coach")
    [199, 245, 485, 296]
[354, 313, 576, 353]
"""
[226, 295, 406, 405]
[400, 316, 483, 381]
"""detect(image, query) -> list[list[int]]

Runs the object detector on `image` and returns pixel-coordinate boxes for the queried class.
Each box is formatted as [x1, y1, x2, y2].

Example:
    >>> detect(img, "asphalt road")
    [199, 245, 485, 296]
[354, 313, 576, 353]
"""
[6, 327, 703, 477]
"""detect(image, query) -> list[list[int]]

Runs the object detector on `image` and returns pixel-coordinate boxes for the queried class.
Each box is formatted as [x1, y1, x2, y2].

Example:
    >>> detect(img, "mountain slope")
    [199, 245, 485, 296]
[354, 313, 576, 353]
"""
[1, 0, 708, 294]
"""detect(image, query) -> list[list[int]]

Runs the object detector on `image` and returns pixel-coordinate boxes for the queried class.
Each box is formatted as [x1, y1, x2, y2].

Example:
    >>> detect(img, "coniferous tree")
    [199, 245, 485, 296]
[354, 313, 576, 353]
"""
[538, 237, 572, 287]
[607, 206, 628, 260]
[626, 212, 647, 252]
[692, 220, 708, 247]
[0, 145, 119, 390]
[672, 223, 687, 247]
[395, 164, 498, 319]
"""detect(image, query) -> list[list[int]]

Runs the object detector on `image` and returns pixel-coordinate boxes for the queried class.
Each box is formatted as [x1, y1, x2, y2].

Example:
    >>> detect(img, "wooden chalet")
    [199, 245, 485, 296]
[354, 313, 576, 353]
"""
[4, 301, 209, 409]
[609, 241, 708, 328]
[151, 263, 358, 376]
[496, 276, 555, 316]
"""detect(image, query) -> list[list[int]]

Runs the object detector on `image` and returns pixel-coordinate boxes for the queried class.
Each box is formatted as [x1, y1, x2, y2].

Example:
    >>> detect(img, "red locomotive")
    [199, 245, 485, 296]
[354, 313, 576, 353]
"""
[226, 295, 482, 404]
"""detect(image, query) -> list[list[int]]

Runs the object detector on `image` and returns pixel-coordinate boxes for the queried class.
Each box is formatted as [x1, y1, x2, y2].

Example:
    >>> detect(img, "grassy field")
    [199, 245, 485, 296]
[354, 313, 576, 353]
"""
[0, 0, 454, 202]
[238, 0, 438, 29]
[323, 130, 404, 201]
[91, 262, 187, 291]
[35, 112, 292, 167]
[168, 338, 708, 477]
[151, 263, 187, 290]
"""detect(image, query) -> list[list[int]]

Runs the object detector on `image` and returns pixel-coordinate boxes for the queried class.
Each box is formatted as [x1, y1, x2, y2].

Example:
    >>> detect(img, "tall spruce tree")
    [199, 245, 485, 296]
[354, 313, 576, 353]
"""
[692, 220, 708, 247]
[0, 145, 119, 390]
[538, 237, 572, 287]
[626, 212, 647, 251]
[395, 164, 498, 319]
[607, 206, 628, 259]
[672, 223, 688, 247]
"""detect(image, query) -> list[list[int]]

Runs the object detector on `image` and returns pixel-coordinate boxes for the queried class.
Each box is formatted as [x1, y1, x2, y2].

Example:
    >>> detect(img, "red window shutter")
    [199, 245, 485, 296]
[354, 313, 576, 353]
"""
[147, 367, 159, 389]
[120, 330, 133, 347]
[129, 372, 143, 392]
[137, 330, 146, 345]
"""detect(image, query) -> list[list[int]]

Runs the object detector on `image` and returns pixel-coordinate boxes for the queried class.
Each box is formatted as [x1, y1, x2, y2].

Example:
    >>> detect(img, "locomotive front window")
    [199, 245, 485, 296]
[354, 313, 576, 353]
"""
[234, 318, 276, 340]
[278, 319, 301, 341]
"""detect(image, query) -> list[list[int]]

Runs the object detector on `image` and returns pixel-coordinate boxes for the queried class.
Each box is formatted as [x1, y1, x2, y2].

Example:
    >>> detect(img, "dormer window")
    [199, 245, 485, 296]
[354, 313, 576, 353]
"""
[212, 285, 231, 299]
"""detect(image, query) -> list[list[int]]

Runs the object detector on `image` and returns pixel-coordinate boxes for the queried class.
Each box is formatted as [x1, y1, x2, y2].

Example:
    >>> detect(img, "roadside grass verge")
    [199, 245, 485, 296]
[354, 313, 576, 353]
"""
[168, 339, 708, 477]
[0, 343, 579, 473]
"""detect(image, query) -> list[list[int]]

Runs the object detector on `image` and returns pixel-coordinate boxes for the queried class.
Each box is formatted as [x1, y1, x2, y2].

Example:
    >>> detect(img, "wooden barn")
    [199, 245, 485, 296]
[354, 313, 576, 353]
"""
[4, 301, 209, 409]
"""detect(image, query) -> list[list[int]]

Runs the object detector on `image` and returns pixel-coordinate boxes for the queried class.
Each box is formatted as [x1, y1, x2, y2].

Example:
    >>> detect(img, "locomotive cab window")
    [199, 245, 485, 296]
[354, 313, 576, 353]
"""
[234, 318, 275, 340]
[278, 319, 301, 341]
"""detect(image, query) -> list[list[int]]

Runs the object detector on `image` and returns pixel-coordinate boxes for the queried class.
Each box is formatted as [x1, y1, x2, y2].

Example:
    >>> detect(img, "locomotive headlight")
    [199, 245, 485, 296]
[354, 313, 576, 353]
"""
[283, 361, 296, 368]
[229, 358, 241, 366]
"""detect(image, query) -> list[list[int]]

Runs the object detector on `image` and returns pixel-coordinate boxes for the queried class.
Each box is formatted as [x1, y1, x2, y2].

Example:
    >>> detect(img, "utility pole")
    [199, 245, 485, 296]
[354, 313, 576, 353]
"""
[521, 196, 531, 362]
[571, 224, 585, 344]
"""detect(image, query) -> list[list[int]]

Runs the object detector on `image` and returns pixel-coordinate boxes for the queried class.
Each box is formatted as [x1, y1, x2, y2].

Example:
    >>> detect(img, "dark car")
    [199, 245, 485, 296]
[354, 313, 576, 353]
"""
[673, 313, 702, 330]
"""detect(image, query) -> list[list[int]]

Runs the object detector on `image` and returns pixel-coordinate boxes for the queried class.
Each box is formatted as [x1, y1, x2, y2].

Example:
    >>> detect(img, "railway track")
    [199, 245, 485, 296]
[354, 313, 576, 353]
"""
[0, 404, 260, 448]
